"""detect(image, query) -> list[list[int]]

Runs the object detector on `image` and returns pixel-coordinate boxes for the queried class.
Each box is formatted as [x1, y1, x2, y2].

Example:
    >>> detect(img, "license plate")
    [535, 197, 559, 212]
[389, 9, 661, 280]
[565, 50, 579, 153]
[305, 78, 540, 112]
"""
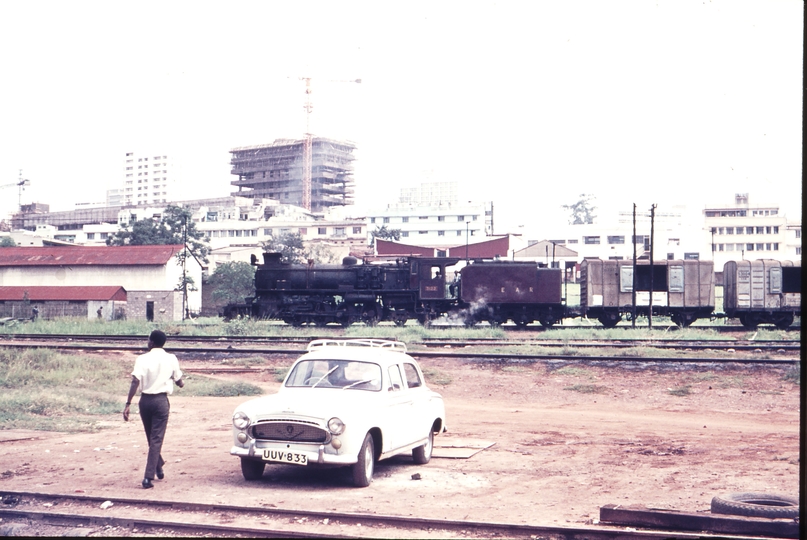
[262, 449, 308, 466]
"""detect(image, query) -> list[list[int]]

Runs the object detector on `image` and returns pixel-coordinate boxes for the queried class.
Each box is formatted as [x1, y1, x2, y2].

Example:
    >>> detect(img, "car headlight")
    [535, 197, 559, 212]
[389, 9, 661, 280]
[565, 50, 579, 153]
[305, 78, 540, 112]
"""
[327, 417, 345, 435]
[233, 411, 250, 430]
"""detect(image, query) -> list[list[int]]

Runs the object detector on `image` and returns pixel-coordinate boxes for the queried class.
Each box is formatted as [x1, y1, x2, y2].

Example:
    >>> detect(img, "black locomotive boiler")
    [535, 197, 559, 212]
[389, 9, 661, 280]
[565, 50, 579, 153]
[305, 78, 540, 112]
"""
[224, 252, 460, 326]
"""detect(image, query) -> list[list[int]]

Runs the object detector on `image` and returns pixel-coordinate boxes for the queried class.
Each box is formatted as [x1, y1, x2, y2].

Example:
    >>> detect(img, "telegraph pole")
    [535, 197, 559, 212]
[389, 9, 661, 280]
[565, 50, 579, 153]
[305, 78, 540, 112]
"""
[648, 204, 656, 329]
[632, 203, 637, 328]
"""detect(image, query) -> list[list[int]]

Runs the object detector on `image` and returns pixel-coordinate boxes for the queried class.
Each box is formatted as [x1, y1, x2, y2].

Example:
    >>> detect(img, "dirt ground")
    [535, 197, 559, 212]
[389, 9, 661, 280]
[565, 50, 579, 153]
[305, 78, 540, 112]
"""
[0, 350, 800, 527]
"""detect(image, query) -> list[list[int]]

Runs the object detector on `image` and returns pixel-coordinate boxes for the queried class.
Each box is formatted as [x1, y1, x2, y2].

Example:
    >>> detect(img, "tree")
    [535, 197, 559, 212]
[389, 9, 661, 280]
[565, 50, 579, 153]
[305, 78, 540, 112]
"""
[371, 225, 401, 241]
[260, 232, 306, 264]
[562, 194, 597, 225]
[107, 205, 210, 263]
[0, 236, 16, 247]
[305, 243, 340, 264]
[208, 261, 256, 304]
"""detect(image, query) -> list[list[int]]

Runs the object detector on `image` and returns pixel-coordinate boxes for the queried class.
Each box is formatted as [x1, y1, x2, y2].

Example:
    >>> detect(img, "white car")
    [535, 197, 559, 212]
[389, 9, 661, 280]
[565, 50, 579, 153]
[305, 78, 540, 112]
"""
[230, 339, 447, 487]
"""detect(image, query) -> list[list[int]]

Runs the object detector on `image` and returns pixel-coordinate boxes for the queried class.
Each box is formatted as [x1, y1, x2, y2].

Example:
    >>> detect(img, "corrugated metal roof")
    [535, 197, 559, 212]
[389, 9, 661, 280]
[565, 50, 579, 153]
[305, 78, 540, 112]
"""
[0, 286, 127, 301]
[0, 245, 185, 267]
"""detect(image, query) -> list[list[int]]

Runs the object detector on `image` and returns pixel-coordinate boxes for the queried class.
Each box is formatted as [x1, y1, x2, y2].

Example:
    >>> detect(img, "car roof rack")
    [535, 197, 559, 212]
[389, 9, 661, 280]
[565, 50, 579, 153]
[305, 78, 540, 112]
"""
[307, 339, 407, 353]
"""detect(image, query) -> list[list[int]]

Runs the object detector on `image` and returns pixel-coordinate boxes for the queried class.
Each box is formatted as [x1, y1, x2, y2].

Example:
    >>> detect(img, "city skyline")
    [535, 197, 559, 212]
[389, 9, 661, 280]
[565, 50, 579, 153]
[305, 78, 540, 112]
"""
[0, 1, 802, 240]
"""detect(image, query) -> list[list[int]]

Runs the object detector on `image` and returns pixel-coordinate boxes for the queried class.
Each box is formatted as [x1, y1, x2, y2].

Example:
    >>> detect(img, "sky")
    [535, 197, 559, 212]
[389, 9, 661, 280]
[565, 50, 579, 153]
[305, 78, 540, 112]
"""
[0, 1, 802, 239]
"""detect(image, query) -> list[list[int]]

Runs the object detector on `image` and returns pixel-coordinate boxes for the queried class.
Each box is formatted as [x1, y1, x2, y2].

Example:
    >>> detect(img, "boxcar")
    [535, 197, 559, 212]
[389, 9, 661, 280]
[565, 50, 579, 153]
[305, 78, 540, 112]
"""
[723, 260, 801, 329]
[580, 258, 715, 327]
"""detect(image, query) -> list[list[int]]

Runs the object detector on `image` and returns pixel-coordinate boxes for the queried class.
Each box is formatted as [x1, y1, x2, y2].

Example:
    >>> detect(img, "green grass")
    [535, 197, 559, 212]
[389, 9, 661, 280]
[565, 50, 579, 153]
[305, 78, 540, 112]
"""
[668, 386, 693, 397]
[0, 347, 263, 432]
[177, 374, 263, 397]
[782, 364, 800, 385]
[422, 367, 452, 386]
[563, 384, 609, 394]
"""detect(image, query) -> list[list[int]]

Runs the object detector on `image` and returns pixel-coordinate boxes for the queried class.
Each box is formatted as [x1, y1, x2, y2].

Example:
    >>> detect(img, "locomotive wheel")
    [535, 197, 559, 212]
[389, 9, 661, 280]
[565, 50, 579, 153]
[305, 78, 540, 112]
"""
[738, 313, 758, 330]
[598, 313, 621, 328]
[393, 315, 408, 327]
[774, 313, 795, 330]
[539, 319, 556, 328]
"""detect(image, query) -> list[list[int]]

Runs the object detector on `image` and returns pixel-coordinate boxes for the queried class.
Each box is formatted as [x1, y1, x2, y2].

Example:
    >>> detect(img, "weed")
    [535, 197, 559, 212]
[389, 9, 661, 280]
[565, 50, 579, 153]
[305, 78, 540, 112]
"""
[422, 367, 452, 386]
[553, 366, 592, 378]
[563, 384, 608, 394]
[668, 386, 692, 397]
[782, 364, 800, 385]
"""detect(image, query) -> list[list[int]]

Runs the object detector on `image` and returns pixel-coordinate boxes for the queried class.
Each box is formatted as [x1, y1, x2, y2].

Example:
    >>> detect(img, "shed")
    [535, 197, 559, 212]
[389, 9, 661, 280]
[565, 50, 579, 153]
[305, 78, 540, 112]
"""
[0, 286, 127, 320]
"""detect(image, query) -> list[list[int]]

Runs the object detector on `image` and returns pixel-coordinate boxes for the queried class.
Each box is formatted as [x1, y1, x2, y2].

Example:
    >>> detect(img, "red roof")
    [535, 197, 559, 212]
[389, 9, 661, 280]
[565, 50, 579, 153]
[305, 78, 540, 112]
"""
[0, 286, 127, 301]
[376, 236, 513, 259]
[0, 245, 185, 267]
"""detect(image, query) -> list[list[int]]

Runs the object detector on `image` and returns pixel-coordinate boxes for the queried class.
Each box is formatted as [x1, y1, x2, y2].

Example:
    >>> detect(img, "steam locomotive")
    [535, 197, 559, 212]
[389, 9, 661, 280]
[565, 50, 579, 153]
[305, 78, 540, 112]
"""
[223, 252, 800, 329]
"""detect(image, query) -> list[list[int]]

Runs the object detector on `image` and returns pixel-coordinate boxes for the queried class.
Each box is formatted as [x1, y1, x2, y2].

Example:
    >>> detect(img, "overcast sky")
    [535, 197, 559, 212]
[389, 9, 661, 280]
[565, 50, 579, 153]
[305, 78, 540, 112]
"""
[0, 1, 802, 237]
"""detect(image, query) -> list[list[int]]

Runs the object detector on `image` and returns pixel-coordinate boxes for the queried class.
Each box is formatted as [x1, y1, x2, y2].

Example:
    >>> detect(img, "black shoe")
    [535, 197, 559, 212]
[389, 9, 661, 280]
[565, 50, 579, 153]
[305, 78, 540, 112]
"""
[142, 478, 154, 489]
[156, 468, 164, 480]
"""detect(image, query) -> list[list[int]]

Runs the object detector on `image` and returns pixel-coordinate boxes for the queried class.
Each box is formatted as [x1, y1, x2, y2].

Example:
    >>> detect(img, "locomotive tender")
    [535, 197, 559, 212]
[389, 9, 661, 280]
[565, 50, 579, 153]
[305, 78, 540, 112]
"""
[225, 252, 800, 329]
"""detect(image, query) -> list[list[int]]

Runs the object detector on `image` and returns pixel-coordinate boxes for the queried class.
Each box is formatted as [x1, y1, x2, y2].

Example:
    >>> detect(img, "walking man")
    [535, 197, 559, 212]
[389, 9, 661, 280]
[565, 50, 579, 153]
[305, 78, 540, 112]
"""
[123, 330, 184, 489]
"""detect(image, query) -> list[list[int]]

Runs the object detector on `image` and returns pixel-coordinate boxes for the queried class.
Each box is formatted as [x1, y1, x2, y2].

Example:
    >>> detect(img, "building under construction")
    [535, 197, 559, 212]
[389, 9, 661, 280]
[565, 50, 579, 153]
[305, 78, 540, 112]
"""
[230, 137, 356, 213]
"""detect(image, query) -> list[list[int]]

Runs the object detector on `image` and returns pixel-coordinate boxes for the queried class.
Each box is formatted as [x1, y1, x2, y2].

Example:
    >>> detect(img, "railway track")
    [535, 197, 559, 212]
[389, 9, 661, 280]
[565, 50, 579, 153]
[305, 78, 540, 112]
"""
[0, 490, 766, 539]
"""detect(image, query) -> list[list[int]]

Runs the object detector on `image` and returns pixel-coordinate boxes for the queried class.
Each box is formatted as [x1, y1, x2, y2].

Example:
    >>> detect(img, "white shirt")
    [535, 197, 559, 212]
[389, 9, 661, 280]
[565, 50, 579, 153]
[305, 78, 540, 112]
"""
[132, 347, 183, 395]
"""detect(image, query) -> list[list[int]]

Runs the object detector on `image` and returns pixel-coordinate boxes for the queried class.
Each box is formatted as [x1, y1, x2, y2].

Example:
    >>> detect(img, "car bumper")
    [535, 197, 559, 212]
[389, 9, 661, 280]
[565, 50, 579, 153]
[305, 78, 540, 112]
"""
[230, 440, 358, 466]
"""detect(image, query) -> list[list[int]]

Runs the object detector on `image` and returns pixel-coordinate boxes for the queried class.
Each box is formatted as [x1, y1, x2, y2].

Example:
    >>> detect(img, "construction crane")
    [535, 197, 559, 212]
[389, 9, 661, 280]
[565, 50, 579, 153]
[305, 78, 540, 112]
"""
[299, 77, 361, 211]
[0, 170, 30, 212]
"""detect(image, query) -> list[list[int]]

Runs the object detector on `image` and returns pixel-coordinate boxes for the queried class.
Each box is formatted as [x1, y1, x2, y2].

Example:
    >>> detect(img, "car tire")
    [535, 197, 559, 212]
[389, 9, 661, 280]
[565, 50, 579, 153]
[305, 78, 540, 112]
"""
[711, 492, 799, 519]
[412, 430, 434, 465]
[352, 433, 375, 487]
[240, 458, 265, 481]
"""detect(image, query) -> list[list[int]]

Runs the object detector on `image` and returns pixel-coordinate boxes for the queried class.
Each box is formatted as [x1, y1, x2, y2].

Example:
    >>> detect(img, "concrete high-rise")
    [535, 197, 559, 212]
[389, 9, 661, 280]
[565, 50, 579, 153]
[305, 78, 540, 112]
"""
[229, 137, 356, 213]
[122, 151, 176, 206]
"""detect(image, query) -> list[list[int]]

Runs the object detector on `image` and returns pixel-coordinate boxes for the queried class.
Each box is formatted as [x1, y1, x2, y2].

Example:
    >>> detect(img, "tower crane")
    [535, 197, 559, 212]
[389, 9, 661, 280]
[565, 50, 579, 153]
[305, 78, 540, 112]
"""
[299, 77, 361, 211]
[0, 170, 30, 212]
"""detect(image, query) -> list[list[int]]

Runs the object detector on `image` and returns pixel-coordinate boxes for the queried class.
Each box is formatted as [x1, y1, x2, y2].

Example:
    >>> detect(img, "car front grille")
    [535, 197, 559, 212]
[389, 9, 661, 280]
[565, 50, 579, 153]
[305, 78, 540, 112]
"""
[251, 421, 329, 443]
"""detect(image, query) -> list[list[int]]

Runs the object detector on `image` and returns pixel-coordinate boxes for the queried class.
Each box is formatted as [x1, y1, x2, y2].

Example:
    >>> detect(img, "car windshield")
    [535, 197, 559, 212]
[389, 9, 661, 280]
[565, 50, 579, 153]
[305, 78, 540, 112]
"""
[285, 359, 382, 391]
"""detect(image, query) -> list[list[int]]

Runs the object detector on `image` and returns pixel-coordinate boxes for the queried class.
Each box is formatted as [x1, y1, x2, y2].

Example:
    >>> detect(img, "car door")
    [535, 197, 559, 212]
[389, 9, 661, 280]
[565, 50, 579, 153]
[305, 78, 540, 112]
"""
[401, 362, 430, 445]
[382, 363, 411, 452]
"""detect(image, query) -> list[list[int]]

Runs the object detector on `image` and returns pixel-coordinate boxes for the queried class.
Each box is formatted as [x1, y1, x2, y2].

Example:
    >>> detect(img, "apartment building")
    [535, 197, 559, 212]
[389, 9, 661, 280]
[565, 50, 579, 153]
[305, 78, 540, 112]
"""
[122, 151, 176, 206]
[703, 193, 799, 268]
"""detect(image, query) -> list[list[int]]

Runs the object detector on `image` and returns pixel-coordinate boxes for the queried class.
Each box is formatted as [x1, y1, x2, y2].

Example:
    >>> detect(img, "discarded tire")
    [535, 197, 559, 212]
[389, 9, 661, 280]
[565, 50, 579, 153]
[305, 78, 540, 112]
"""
[711, 492, 799, 519]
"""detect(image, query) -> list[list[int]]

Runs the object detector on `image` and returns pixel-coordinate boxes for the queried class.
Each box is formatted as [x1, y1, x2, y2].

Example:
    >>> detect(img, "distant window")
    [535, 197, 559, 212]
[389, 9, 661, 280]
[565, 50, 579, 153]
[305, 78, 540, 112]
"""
[383, 217, 390, 224]
[353, 227, 361, 234]
[684, 253, 699, 260]
[318, 228, 326, 235]
[334, 227, 345, 236]
[773, 226, 779, 234]
[438, 216, 445, 222]
[756, 243, 764, 251]
[567, 239, 578, 244]
[735, 227, 743, 235]
[457, 215, 464, 221]
[667, 253, 674, 260]
[438, 231, 445, 236]
[796, 230, 801, 238]
[756, 227, 764, 234]
[263, 228, 272, 235]
[370, 217, 376, 223]
[584, 236, 600, 245]
[746, 227, 753, 234]
[607, 236, 624, 245]
[401, 217, 409, 223]
[419, 231, 427, 235]
[401, 231, 409, 237]
[86, 233, 95, 240]
[456, 231, 462, 236]
[100, 233, 108, 239]
[746, 244, 754, 251]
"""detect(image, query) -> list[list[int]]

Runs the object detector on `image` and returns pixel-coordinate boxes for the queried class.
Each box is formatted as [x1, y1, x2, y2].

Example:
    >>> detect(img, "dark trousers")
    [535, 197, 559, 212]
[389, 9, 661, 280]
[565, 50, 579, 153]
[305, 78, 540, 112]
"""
[139, 393, 169, 480]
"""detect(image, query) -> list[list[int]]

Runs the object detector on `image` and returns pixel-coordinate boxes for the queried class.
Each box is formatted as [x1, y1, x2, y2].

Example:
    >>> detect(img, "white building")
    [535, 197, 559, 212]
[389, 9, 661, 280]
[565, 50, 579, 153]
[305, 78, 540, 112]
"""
[703, 193, 800, 269]
[366, 182, 491, 247]
[122, 151, 177, 206]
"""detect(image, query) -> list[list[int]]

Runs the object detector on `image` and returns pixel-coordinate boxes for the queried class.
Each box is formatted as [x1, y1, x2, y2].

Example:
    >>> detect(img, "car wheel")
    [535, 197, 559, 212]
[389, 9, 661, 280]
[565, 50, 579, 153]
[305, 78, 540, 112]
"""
[352, 433, 375, 487]
[412, 430, 434, 465]
[240, 458, 265, 481]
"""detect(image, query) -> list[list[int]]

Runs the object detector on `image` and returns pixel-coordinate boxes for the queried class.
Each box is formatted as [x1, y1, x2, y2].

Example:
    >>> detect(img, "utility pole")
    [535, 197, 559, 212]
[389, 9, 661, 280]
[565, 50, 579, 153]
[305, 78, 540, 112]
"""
[465, 221, 470, 263]
[632, 203, 637, 328]
[648, 204, 656, 329]
[182, 215, 188, 321]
